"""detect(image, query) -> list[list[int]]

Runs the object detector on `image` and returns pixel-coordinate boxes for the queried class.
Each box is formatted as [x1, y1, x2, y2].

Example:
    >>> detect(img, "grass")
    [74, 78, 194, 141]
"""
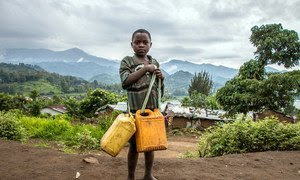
[15, 80, 62, 95]
[34, 142, 50, 148]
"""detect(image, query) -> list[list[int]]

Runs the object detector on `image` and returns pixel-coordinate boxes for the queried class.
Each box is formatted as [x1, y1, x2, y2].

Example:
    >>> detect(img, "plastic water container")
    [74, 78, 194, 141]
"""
[135, 109, 168, 152]
[101, 113, 136, 157]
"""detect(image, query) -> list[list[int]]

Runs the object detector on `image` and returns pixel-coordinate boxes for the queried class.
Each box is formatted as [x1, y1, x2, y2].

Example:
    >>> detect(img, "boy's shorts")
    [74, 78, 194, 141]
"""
[129, 112, 136, 147]
[128, 133, 136, 147]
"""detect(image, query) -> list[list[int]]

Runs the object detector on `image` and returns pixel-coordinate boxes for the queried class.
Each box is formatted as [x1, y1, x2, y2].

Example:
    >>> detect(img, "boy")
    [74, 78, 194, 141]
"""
[119, 29, 164, 180]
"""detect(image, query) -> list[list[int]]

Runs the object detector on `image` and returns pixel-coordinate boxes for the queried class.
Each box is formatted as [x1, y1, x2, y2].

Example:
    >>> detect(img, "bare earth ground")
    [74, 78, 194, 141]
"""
[0, 135, 300, 180]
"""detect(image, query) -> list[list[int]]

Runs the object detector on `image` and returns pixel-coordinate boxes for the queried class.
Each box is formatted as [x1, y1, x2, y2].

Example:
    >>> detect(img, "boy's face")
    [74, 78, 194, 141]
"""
[131, 32, 152, 57]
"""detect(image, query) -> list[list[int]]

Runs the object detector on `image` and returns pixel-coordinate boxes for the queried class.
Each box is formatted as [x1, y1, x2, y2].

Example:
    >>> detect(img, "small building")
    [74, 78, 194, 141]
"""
[95, 104, 116, 116]
[40, 105, 67, 116]
[254, 110, 295, 123]
[164, 102, 232, 130]
[95, 102, 128, 117]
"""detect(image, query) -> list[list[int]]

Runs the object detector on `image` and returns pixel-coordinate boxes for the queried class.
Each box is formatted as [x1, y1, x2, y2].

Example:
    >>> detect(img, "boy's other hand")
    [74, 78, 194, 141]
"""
[154, 69, 164, 80]
[145, 64, 156, 73]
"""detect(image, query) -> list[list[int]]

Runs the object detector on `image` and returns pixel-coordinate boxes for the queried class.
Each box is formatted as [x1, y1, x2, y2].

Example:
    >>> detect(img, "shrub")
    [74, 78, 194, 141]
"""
[60, 124, 103, 149]
[20, 115, 104, 151]
[198, 117, 300, 157]
[73, 129, 99, 152]
[98, 110, 122, 132]
[20, 116, 72, 140]
[0, 111, 27, 141]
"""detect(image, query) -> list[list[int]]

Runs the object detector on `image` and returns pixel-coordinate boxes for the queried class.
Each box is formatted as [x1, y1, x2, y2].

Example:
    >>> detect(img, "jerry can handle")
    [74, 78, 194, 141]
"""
[136, 109, 154, 117]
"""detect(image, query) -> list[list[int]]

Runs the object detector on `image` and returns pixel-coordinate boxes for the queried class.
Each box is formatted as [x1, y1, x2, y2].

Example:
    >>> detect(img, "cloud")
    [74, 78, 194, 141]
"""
[0, 0, 299, 71]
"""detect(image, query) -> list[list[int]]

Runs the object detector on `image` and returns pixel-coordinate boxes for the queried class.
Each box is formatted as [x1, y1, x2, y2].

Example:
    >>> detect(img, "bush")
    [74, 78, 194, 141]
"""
[20, 116, 72, 139]
[20, 115, 105, 151]
[198, 117, 300, 157]
[0, 111, 27, 141]
[73, 129, 99, 152]
[60, 124, 104, 150]
[98, 110, 122, 132]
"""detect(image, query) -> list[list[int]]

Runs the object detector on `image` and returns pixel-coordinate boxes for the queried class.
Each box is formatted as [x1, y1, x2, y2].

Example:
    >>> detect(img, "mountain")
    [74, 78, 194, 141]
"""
[161, 60, 238, 78]
[35, 61, 119, 80]
[164, 70, 194, 95]
[1, 48, 286, 95]
[89, 73, 120, 85]
[0, 63, 91, 95]
[1, 48, 119, 80]
[1, 48, 118, 67]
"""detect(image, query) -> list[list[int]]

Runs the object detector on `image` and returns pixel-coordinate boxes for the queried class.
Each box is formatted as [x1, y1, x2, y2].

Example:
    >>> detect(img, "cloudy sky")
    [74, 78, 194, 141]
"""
[0, 0, 300, 70]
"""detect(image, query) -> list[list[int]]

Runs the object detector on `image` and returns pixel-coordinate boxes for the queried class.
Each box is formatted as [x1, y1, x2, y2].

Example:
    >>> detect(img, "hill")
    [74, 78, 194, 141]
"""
[0, 63, 92, 95]
[161, 60, 238, 78]
[89, 73, 121, 85]
[1, 48, 285, 95]
[1, 48, 119, 80]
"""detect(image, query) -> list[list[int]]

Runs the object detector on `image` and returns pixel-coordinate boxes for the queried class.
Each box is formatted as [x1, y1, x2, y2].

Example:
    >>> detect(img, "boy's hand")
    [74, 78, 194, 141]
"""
[154, 69, 164, 80]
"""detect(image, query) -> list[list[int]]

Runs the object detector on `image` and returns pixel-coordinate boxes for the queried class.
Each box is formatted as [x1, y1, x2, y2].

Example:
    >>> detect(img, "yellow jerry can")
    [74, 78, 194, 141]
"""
[101, 113, 136, 157]
[135, 109, 168, 152]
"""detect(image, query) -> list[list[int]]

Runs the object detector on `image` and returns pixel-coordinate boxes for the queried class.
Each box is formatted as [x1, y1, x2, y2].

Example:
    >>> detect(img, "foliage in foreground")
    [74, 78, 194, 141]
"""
[198, 117, 300, 157]
[0, 110, 121, 152]
[0, 111, 27, 141]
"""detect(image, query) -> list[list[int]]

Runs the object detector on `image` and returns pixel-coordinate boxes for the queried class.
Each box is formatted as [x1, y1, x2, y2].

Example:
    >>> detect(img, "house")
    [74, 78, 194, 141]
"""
[40, 105, 67, 116]
[95, 104, 116, 116]
[164, 102, 232, 130]
[254, 110, 295, 123]
[95, 102, 128, 117]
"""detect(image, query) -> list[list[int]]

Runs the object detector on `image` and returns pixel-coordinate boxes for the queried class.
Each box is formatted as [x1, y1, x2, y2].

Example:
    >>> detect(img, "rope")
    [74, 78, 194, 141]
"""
[141, 73, 157, 113]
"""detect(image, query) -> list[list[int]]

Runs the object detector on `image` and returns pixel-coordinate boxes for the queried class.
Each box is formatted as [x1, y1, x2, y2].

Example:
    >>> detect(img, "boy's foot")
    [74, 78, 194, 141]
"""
[143, 175, 157, 180]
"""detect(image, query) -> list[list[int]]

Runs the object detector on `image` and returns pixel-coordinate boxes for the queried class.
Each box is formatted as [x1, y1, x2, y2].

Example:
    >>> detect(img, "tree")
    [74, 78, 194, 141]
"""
[250, 23, 300, 69]
[64, 97, 82, 119]
[29, 90, 39, 101]
[188, 71, 213, 96]
[216, 77, 263, 115]
[217, 24, 300, 116]
[80, 88, 118, 117]
[181, 96, 191, 107]
[217, 69, 300, 116]
[238, 59, 265, 80]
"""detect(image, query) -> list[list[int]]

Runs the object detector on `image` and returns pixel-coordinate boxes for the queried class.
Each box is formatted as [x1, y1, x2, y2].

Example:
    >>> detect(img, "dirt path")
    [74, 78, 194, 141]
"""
[0, 136, 300, 180]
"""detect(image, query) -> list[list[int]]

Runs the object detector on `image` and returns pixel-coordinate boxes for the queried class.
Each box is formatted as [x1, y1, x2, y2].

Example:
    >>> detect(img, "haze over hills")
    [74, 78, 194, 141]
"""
[1, 48, 118, 67]
[161, 59, 238, 78]
[0, 48, 119, 80]
[0, 48, 284, 95]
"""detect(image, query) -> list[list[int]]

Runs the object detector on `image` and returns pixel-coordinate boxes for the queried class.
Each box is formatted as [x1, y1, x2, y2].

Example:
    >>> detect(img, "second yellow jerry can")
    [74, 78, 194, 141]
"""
[135, 109, 168, 152]
[100, 113, 136, 157]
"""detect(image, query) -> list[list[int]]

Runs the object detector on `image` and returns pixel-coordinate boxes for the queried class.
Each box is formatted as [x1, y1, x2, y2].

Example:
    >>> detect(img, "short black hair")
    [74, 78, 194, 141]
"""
[132, 29, 151, 41]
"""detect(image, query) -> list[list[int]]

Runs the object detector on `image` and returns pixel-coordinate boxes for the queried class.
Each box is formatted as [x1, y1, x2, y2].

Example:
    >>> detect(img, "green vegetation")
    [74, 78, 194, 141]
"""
[198, 117, 300, 157]
[0, 63, 124, 95]
[188, 71, 213, 96]
[0, 111, 27, 141]
[182, 71, 219, 116]
[34, 142, 50, 148]
[164, 70, 193, 96]
[217, 24, 300, 116]
[0, 110, 120, 152]
[250, 23, 300, 68]
[65, 88, 123, 118]
[16, 80, 62, 96]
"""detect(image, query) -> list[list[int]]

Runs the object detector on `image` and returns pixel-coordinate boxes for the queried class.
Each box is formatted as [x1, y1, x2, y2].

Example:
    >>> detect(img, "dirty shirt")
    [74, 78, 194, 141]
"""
[119, 55, 164, 112]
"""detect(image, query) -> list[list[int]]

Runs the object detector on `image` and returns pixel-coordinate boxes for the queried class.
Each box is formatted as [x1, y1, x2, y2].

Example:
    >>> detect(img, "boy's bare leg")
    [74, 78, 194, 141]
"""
[128, 143, 139, 180]
[144, 151, 157, 180]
